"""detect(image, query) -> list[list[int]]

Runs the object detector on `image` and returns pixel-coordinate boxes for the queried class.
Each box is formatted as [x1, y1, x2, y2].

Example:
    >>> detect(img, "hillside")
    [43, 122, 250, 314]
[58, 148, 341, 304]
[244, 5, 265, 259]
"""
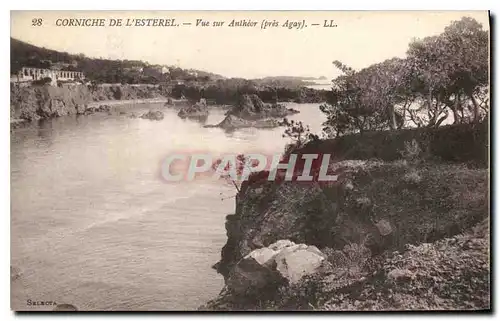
[11, 38, 327, 88]
[202, 122, 490, 311]
[10, 38, 225, 84]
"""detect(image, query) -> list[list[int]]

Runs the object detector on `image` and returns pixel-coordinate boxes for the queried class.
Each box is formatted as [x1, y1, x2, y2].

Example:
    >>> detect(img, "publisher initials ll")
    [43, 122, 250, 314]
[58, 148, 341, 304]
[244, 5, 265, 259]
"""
[323, 20, 337, 27]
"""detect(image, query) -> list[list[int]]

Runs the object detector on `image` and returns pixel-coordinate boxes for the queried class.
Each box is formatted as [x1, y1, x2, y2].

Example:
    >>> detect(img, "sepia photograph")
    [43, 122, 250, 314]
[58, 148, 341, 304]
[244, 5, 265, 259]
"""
[9, 10, 490, 312]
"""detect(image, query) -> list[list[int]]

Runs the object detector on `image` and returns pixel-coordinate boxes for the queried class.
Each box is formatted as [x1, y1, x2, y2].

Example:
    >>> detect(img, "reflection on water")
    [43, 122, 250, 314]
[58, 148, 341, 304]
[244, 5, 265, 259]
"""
[10, 102, 325, 311]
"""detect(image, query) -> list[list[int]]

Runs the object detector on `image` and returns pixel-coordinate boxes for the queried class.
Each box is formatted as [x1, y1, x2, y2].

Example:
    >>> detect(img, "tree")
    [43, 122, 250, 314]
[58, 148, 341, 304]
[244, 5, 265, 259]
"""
[320, 16, 488, 136]
[281, 118, 318, 156]
[353, 58, 413, 130]
[407, 17, 489, 125]
[320, 61, 388, 137]
[212, 154, 259, 193]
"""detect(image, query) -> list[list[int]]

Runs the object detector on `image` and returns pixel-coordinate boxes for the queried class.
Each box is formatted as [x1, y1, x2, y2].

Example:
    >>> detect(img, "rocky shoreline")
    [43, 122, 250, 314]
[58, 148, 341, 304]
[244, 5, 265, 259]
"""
[201, 123, 490, 311]
[10, 84, 171, 122]
[10, 85, 301, 130]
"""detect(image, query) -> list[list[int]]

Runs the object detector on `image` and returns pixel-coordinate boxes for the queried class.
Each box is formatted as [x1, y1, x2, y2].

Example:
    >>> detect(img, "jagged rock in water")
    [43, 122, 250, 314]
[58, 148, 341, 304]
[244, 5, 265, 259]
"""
[97, 104, 111, 112]
[178, 98, 209, 121]
[84, 106, 97, 115]
[226, 240, 328, 296]
[84, 104, 112, 115]
[204, 114, 280, 130]
[140, 110, 164, 121]
[227, 94, 299, 120]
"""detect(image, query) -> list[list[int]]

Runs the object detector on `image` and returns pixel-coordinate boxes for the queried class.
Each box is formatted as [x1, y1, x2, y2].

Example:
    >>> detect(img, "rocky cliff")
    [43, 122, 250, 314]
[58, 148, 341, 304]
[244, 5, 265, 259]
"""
[203, 124, 490, 311]
[11, 85, 92, 121]
[10, 84, 166, 122]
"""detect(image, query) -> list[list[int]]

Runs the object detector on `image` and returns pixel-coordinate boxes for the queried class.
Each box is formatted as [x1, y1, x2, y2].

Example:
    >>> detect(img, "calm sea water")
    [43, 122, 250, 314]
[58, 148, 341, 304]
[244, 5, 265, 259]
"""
[307, 83, 332, 91]
[10, 103, 325, 311]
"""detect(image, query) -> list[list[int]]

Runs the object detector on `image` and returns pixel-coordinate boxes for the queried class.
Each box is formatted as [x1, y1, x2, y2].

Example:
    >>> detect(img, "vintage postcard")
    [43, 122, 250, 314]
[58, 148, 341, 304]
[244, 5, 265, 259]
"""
[10, 11, 490, 311]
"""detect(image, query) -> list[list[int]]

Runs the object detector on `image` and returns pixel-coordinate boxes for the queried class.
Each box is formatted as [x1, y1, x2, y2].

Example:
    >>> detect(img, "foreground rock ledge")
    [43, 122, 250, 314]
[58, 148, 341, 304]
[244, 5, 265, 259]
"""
[226, 240, 329, 296]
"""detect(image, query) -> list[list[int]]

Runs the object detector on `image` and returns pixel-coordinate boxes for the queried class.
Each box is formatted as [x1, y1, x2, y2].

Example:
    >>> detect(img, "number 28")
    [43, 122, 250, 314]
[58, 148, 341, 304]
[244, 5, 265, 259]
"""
[32, 18, 42, 26]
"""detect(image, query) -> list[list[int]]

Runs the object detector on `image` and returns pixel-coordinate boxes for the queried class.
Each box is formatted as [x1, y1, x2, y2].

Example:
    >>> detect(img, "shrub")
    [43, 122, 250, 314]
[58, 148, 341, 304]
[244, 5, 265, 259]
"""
[402, 169, 422, 185]
[281, 118, 319, 159]
[400, 139, 421, 162]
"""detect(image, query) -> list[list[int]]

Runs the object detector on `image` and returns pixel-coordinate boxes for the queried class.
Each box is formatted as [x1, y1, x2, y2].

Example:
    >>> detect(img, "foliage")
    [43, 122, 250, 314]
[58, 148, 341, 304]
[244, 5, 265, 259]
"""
[10, 38, 224, 85]
[406, 17, 489, 126]
[212, 154, 260, 193]
[280, 118, 319, 157]
[320, 17, 489, 138]
[171, 78, 328, 105]
[400, 139, 422, 162]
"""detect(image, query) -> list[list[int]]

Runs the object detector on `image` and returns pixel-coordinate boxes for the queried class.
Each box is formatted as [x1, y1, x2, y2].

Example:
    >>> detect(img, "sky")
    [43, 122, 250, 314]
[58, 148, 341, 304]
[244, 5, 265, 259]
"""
[11, 11, 489, 79]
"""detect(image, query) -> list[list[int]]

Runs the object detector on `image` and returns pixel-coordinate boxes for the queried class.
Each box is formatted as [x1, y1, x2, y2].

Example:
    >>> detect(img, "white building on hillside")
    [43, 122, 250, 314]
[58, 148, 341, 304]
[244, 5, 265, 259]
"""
[14, 67, 85, 86]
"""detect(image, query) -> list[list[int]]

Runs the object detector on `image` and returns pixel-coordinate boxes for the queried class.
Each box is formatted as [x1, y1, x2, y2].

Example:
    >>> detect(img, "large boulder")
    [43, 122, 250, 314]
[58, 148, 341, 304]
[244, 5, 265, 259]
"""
[140, 110, 164, 121]
[226, 240, 328, 296]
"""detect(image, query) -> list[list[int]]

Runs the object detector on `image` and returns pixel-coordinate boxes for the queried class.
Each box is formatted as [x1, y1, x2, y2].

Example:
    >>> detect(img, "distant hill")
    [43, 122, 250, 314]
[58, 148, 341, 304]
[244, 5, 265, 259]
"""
[11, 37, 79, 73]
[10, 38, 225, 84]
[11, 38, 324, 86]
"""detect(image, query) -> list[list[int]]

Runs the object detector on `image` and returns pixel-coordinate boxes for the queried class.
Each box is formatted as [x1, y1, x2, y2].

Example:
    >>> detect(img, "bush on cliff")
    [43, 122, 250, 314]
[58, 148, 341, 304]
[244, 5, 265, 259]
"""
[298, 122, 488, 167]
